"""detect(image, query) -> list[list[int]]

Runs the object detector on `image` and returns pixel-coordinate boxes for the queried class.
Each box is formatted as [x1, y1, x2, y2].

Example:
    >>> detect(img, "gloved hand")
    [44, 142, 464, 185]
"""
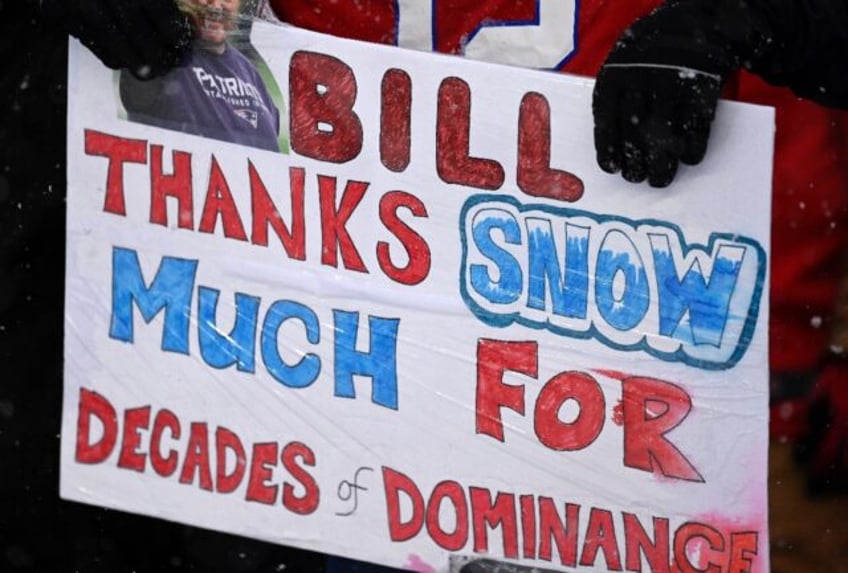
[593, 0, 771, 187]
[39, 0, 192, 79]
[795, 356, 848, 494]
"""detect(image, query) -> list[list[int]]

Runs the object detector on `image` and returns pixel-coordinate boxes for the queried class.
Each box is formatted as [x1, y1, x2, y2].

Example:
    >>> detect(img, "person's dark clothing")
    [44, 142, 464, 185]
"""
[726, 0, 848, 108]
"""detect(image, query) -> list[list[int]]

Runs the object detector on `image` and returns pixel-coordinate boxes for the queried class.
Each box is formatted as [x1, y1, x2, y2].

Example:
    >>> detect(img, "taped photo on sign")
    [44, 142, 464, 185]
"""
[117, 0, 288, 153]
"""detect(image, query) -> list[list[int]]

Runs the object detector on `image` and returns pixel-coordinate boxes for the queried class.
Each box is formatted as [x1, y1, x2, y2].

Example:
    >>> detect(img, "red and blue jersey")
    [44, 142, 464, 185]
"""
[270, 0, 658, 76]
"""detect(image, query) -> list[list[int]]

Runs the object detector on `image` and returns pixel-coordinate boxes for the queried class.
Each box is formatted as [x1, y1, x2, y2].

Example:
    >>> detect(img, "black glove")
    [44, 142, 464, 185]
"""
[593, 0, 772, 187]
[39, 0, 192, 78]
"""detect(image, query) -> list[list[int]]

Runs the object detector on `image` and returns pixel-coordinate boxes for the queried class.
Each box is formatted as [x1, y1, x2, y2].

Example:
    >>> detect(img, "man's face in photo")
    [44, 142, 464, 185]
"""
[187, 0, 241, 47]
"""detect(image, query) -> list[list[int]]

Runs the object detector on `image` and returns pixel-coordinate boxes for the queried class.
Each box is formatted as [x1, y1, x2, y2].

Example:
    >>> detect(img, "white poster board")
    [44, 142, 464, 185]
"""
[62, 20, 773, 573]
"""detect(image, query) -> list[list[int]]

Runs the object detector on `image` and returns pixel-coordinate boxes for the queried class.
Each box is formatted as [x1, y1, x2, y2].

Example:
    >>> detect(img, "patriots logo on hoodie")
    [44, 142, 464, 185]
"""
[234, 109, 259, 128]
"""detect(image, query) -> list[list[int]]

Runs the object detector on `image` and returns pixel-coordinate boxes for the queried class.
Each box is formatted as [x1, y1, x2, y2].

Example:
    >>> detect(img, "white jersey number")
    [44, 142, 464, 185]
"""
[396, 0, 577, 69]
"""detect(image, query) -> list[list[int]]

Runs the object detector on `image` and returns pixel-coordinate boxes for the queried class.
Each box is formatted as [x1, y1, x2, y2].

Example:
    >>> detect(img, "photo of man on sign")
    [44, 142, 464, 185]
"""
[119, 0, 284, 152]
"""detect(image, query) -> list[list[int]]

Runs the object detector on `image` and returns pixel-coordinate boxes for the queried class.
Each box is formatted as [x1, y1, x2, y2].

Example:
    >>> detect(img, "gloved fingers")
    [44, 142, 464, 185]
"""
[592, 70, 624, 175]
[64, 0, 191, 75]
[642, 71, 718, 178]
[644, 139, 681, 188]
[643, 102, 685, 188]
[677, 74, 721, 164]
[146, 0, 194, 51]
[678, 104, 713, 165]
[73, 3, 142, 71]
[107, 1, 163, 74]
[142, 0, 193, 69]
[618, 86, 649, 183]
[679, 121, 711, 165]
[594, 116, 622, 174]
[115, 1, 191, 77]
